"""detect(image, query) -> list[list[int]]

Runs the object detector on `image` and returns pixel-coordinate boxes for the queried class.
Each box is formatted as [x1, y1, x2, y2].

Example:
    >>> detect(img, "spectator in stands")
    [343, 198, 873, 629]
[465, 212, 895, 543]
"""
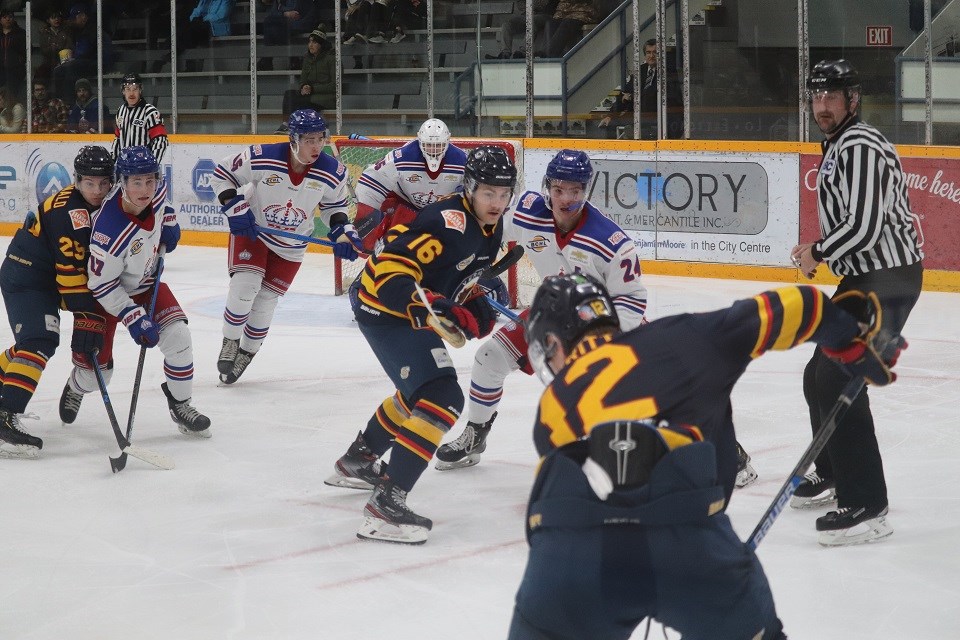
[598, 39, 681, 140]
[278, 28, 335, 131]
[53, 4, 114, 103]
[342, 0, 395, 45]
[68, 77, 111, 133]
[190, 0, 236, 37]
[539, 0, 597, 58]
[0, 85, 25, 133]
[261, 0, 318, 46]
[37, 9, 73, 81]
[389, 0, 427, 43]
[0, 8, 26, 101]
[487, 0, 555, 59]
[30, 78, 69, 133]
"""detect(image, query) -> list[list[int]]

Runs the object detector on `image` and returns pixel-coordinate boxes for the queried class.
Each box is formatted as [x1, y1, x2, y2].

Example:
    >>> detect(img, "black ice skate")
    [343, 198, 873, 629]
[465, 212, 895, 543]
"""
[161, 382, 211, 438]
[0, 408, 43, 459]
[735, 440, 758, 488]
[324, 431, 386, 490]
[217, 337, 239, 375]
[357, 480, 433, 545]
[435, 412, 495, 471]
[816, 505, 892, 546]
[220, 347, 255, 384]
[789, 471, 837, 509]
[59, 382, 84, 424]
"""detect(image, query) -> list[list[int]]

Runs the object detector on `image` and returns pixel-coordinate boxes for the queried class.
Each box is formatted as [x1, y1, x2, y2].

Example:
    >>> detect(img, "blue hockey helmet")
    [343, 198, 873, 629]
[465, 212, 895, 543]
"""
[288, 108, 327, 143]
[115, 145, 159, 178]
[542, 149, 593, 211]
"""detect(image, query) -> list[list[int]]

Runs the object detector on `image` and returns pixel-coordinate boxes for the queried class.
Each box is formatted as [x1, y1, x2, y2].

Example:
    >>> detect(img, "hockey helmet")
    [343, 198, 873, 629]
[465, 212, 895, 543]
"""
[74, 145, 115, 179]
[288, 108, 327, 144]
[417, 118, 451, 172]
[115, 145, 159, 178]
[524, 273, 620, 384]
[807, 59, 860, 94]
[542, 149, 593, 210]
[121, 72, 142, 89]
[463, 145, 517, 199]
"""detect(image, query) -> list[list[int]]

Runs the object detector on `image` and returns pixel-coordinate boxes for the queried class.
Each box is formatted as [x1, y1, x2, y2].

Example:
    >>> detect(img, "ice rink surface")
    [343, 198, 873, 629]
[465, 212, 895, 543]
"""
[1, 242, 958, 639]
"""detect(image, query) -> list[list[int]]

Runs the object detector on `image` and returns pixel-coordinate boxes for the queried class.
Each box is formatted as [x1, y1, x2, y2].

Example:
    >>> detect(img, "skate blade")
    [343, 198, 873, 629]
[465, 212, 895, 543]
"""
[790, 490, 837, 510]
[356, 516, 429, 545]
[177, 424, 212, 439]
[323, 474, 376, 490]
[434, 455, 481, 471]
[0, 444, 41, 460]
[735, 465, 758, 488]
[818, 517, 893, 547]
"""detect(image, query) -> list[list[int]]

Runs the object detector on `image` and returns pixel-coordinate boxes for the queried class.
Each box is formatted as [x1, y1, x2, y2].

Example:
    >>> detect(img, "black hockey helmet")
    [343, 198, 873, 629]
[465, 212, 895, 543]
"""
[74, 145, 115, 178]
[806, 59, 860, 93]
[464, 145, 517, 193]
[121, 72, 142, 89]
[525, 273, 620, 383]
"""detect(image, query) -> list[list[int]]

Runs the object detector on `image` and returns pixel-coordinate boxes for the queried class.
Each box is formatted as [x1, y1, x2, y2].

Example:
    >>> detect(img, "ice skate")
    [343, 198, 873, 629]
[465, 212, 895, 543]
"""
[59, 382, 84, 424]
[0, 408, 42, 459]
[735, 441, 758, 488]
[435, 413, 495, 471]
[790, 471, 837, 509]
[220, 347, 255, 384]
[324, 431, 385, 490]
[162, 382, 211, 438]
[357, 480, 432, 545]
[217, 337, 239, 375]
[817, 506, 893, 546]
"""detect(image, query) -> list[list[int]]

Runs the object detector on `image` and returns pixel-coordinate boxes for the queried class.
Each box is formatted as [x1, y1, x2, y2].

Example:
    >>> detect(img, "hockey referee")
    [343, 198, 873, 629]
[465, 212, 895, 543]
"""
[111, 72, 168, 164]
[790, 59, 924, 546]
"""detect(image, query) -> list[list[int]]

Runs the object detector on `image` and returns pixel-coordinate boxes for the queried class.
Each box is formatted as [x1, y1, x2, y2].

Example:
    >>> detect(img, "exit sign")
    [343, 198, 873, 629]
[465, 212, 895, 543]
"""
[867, 26, 893, 47]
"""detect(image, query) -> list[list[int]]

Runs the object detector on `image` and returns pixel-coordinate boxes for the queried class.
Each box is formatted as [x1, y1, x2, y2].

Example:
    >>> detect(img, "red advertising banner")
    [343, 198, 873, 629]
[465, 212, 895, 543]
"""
[800, 154, 959, 271]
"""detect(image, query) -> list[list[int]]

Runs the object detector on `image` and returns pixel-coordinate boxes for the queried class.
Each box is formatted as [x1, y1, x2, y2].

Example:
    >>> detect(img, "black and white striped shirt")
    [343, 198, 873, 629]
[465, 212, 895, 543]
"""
[112, 99, 169, 165]
[814, 117, 923, 276]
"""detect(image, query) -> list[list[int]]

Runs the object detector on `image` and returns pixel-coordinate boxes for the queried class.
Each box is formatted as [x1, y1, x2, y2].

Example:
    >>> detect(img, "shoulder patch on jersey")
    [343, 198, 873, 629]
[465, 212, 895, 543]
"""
[68, 209, 90, 230]
[252, 144, 263, 157]
[521, 192, 538, 209]
[394, 148, 404, 159]
[608, 231, 626, 245]
[821, 159, 836, 175]
[441, 209, 467, 233]
[527, 235, 550, 253]
[92, 231, 111, 245]
[455, 254, 476, 271]
[132, 119, 144, 126]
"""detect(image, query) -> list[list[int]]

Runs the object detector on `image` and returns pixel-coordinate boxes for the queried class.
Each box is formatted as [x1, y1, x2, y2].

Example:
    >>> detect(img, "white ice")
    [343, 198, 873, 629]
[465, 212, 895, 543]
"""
[2, 241, 958, 640]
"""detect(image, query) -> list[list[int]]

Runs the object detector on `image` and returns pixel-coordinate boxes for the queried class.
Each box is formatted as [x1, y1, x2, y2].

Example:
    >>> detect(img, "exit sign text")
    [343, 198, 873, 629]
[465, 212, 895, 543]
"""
[867, 26, 893, 47]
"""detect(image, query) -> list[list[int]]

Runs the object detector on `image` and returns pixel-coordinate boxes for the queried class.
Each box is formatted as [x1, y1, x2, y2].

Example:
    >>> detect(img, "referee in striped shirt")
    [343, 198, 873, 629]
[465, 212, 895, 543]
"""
[791, 59, 923, 546]
[111, 72, 168, 165]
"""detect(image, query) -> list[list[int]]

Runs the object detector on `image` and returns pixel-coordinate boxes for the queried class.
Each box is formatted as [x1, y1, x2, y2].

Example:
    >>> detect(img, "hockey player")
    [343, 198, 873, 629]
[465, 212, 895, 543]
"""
[509, 273, 905, 639]
[0, 146, 114, 458]
[111, 72, 168, 165]
[324, 146, 516, 544]
[58, 146, 211, 437]
[434, 149, 648, 471]
[212, 108, 356, 384]
[352, 118, 467, 252]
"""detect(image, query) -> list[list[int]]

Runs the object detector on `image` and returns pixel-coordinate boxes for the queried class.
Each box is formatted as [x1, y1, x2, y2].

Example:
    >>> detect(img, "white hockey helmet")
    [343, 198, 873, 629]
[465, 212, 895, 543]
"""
[417, 118, 450, 172]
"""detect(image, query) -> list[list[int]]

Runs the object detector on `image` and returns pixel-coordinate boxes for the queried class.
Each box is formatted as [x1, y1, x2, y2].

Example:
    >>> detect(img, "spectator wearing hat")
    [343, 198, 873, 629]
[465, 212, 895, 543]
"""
[68, 78, 111, 133]
[37, 9, 74, 81]
[0, 9, 26, 100]
[52, 4, 114, 103]
[278, 28, 335, 130]
[30, 77, 69, 133]
[112, 72, 168, 164]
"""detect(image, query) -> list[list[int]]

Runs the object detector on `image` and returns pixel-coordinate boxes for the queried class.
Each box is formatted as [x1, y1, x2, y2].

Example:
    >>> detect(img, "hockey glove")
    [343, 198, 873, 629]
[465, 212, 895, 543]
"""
[821, 290, 907, 386]
[121, 305, 160, 348]
[408, 290, 479, 339]
[160, 222, 181, 253]
[327, 223, 364, 261]
[222, 194, 258, 239]
[71, 311, 105, 354]
[464, 295, 496, 338]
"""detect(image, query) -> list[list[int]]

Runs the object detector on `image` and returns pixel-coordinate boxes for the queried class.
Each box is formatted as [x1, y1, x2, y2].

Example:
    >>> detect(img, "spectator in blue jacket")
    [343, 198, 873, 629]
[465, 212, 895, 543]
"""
[190, 0, 236, 37]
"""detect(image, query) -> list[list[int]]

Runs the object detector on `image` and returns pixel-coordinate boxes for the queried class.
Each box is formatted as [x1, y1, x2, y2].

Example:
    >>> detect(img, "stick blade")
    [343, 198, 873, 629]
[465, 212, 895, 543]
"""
[111, 445, 175, 471]
[109, 453, 128, 473]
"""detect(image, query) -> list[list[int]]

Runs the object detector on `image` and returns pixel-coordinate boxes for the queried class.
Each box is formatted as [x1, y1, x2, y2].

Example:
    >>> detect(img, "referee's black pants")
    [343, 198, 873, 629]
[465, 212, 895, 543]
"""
[802, 261, 923, 510]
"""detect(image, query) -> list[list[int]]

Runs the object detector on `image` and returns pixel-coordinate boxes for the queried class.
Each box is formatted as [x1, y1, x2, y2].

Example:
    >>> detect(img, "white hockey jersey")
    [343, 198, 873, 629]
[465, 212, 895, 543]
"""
[505, 191, 648, 329]
[355, 140, 467, 211]
[87, 181, 172, 319]
[212, 142, 349, 262]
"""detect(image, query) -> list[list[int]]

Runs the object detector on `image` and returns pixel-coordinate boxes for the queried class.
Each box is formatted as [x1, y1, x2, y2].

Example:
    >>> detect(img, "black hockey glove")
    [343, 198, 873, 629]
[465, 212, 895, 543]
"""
[464, 295, 496, 338]
[71, 311, 105, 355]
[821, 290, 907, 386]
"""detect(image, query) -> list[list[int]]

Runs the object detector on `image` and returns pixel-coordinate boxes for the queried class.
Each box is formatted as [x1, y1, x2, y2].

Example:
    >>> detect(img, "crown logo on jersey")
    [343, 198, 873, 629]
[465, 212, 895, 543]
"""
[263, 201, 307, 228]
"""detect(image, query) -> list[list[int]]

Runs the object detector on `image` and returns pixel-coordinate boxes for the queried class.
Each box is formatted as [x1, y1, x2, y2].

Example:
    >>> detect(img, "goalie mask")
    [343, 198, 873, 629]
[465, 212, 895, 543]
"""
[417, 118, 450, 172]
[525, 273, 620, 384]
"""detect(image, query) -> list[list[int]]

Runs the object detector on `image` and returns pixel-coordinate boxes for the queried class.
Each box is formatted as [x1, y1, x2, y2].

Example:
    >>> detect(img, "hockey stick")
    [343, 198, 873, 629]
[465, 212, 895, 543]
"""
[413, 279, 467, 348]
[455, 245, 526, 304]
[747, 375, 866, 549]
[90, 349, 174, 471]
[110, 250, 165, 473]
[256, 225, 370, 258]
[486, 296, 521, 322]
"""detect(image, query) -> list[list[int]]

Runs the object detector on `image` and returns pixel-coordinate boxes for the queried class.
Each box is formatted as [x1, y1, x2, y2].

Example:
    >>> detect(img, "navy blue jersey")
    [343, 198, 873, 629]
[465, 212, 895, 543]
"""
[5, 185, 101, 314]
[355, 196, 503, 324]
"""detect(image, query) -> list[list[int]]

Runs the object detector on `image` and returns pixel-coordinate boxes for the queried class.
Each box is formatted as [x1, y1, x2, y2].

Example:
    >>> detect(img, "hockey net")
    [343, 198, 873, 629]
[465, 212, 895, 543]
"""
[329, 137, 538, 307]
